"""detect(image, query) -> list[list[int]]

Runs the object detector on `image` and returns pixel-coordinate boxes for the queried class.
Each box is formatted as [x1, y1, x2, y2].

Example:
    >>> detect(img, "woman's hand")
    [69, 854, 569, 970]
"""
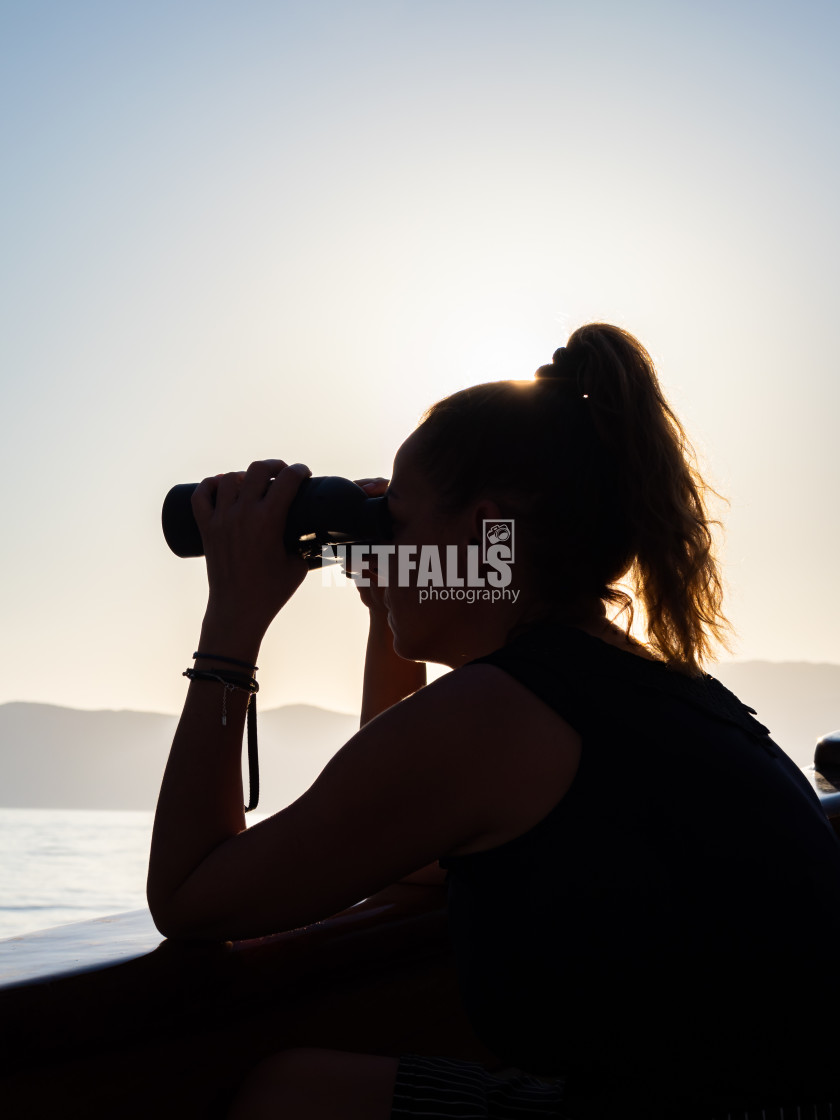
[347, 477, 390, 612]
[350, 477, 427, 725]
[192, 459, 311, 644]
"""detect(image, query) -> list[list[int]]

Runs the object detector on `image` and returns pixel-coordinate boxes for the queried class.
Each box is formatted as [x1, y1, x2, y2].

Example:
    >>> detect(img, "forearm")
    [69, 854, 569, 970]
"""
[360, 612, 426, 726]
[146, 616, 260, 922]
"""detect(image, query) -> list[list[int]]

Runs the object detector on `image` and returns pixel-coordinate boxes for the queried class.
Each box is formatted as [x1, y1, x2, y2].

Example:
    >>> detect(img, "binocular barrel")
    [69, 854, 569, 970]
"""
[162, 476, 392, 567]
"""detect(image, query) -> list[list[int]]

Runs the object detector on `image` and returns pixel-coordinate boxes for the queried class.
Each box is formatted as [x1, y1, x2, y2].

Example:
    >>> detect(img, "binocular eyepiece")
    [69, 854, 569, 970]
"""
[162, 476, 392, 569]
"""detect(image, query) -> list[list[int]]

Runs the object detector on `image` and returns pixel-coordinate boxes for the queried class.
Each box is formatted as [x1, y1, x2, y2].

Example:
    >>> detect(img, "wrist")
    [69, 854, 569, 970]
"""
[367, 608, 396, 645]
[198, 611, 264, 667]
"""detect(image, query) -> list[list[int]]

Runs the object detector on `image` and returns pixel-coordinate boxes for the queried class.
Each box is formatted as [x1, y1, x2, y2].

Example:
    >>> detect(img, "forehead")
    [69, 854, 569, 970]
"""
[390, 430, 426, 491]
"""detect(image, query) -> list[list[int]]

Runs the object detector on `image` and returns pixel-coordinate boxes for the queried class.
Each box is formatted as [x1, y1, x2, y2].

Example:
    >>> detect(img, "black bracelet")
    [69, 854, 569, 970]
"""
[183, 668, 261, 813]
[183, 667, 258, 694]
[193, 651, 259, 673]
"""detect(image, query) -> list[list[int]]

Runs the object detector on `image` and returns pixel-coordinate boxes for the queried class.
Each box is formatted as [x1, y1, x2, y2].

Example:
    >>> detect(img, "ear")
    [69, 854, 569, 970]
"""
[468, 499, 504, 545]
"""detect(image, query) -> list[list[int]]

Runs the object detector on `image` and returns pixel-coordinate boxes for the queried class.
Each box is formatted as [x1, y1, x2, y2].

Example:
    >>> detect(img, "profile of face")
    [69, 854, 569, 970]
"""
[379, 431, 524, 667]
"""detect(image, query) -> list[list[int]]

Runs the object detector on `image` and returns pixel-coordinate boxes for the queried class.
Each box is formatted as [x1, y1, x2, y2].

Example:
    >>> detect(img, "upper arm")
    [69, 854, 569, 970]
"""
[155, 663, 578, 940]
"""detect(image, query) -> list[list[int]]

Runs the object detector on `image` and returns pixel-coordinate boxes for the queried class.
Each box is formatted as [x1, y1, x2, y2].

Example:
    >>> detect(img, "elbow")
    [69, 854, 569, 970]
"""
[146, 884, 195, 941]
[146, 863, 175, 937]
[146, 884, 233, 942]
[146, 890, 181, 940]
[148, 902, 208, 941]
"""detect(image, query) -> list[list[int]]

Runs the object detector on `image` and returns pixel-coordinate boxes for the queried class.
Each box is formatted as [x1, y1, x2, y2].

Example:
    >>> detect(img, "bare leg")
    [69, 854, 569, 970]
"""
[228, 1047, 399, 1120]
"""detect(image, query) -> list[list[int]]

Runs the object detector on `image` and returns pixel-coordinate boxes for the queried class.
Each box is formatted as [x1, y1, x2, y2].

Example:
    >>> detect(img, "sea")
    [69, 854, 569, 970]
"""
[0, 807, 267, 941]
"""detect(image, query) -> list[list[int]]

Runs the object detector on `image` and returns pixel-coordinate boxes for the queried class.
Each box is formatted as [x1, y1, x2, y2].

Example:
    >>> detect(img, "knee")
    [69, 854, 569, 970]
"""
[228, 1047, 397, 1120]
[252, 1046, 327, 1081]
[229, 1048, 321, 1119]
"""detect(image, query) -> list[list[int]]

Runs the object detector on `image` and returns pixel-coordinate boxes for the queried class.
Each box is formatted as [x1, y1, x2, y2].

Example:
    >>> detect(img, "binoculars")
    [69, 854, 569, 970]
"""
[162, 476, 393, 568]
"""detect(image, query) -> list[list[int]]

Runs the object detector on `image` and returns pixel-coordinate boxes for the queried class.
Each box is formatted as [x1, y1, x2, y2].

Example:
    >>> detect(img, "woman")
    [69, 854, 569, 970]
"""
[147, 324, 840, 1119]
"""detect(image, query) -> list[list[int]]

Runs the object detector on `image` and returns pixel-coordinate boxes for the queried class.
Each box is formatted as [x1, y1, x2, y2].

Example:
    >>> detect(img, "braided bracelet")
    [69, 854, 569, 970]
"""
[183, 667, 261, 813]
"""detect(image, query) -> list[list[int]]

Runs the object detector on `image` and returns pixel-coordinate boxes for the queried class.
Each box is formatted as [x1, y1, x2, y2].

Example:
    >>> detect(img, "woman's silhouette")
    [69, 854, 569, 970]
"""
[147, 324, 840, 1118]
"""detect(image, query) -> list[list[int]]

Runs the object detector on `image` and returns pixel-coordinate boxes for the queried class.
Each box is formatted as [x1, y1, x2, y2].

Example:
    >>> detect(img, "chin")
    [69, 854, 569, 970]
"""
[391, 626, 437, 666]
[391, 631, 421, 662]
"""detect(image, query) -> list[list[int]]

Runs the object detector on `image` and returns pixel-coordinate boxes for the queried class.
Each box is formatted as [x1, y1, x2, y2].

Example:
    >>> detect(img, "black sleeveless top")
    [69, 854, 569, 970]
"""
[440, 622, 840, 1114]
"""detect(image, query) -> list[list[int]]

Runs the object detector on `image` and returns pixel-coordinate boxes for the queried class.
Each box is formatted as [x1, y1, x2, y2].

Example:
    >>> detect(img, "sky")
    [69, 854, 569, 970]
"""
[1, 0, 838, 717]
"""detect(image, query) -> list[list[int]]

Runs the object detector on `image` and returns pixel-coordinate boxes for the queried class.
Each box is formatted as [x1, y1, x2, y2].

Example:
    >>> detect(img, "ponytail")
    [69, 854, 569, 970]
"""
[560, 324, 730, 672]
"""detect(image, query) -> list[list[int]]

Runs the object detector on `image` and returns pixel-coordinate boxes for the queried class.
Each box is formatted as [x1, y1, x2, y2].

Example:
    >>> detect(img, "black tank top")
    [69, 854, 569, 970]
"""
[440, 622, 840, 1114]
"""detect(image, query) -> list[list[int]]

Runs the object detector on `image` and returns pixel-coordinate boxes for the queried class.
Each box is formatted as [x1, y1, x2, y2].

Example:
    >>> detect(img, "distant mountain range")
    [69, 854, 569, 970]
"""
[711, 661, 839, 767]
[0, 702, 358, 813]
[0, 661, 837, 810]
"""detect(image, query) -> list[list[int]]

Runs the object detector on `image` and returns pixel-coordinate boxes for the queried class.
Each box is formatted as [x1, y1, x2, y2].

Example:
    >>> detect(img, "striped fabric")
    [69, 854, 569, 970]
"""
[390, 1053, 565, 1118]
[710, 1109, 838, 1120]
[390, 1054, 840, 1120]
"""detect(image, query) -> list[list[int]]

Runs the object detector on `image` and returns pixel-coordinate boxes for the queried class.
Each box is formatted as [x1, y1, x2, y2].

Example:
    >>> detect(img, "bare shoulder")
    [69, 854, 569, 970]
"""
[428, 663, 582, 853]
[440, 661, 579, 752]
[331, 660, 581, 856]
[356, 659, 578, 767]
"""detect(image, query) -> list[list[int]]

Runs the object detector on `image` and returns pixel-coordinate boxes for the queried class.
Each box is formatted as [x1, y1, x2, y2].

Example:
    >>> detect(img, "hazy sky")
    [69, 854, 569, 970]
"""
[1, 0, 838, 717]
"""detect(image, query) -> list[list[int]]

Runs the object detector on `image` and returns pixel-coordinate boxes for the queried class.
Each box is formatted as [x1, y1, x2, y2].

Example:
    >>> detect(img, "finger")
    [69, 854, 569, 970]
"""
[241, 460, 287, 502]
[353, 477, 389, 496]
[257, 459, 293, 477]
[264, 462, 311, 516]
[214, 471, 245, 514]
[191, 476, 220, 523]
